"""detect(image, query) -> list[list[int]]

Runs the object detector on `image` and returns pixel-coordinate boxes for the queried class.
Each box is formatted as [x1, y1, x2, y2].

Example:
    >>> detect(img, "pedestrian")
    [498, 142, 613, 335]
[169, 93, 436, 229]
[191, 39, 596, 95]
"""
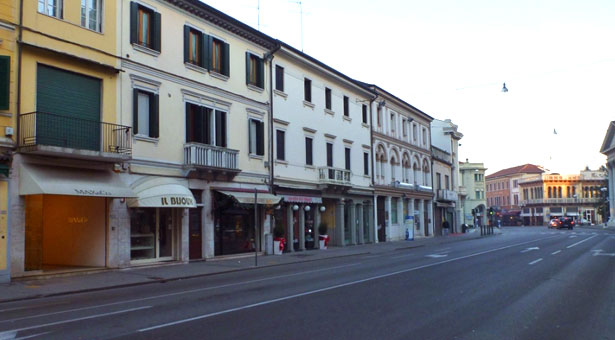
[442, 220, 450, 235]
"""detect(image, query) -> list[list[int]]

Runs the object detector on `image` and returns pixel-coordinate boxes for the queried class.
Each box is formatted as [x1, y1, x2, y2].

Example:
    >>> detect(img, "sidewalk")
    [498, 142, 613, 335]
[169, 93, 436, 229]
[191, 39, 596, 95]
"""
[0, 229, 498, 303]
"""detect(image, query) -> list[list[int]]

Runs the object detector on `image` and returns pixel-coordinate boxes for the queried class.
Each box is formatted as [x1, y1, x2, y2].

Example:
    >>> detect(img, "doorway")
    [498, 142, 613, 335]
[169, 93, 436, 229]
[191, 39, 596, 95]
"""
[189, 208, 202, 260]
[377, 196, 386, 242]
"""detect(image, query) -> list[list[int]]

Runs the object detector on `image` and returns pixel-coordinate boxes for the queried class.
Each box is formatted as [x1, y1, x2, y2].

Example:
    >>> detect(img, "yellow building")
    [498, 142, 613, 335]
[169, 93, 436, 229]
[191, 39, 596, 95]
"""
[0, 0, 17, 283]
[9, 0, 135, 280]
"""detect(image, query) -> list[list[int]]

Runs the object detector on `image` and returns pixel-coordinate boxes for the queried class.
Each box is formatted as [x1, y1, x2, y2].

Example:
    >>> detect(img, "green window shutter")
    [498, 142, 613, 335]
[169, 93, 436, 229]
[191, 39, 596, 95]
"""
[256, 120, 264, 156]
[198, 32, 205, 68]
[149, 93, 159, 138]
[216, 111, 226, 147]
[183, 25, 190, 63]
[222, 42, 230, 76]
[248, 119, 253, 153]
[152, 11, 161, 52]
[130, 2, 138, 44]
[203, 34, 212, 70]
[0, 56, 9, 110]
[258, 57, 265, 88]
[132, 89, 139, 135]
[245, 52, 250, 85]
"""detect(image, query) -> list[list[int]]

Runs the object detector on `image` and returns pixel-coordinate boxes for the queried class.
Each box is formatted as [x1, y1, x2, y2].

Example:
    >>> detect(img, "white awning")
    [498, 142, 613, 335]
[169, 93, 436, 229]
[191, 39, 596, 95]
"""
[19, 164, 136, 198]
[127, 177, 196, 208]
[218, 190, 282, 205]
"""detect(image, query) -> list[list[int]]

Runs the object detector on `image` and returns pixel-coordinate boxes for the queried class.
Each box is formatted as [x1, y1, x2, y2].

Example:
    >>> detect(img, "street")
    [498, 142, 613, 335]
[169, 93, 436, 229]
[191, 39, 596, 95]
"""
[1, 227, 614, 340]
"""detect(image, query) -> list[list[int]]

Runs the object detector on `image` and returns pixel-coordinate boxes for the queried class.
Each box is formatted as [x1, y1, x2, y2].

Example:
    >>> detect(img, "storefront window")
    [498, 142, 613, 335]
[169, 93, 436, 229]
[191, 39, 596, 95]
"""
[130, 208, 156, 260]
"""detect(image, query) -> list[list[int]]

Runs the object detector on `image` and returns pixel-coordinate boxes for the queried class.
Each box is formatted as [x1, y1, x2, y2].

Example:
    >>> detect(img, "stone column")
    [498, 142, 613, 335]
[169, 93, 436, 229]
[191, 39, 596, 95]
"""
[385, 196, 391, 241]
[336, 200, 345, 247]
[357, 203, 364, 244]
[373, 194, 379, 243]
[427, 200, 434, 236]
[314, 207, 322, 249]
[609, 162, 615, 226]
[350, 202, 357, 245]
[418, 199, 425, 237]
[299, 205, 306, 251]
[366, 202, 374, 243]
[286, 204, 294, 253]
[180, 208, 189, 262]
[203, 190, 215, 259]
[409, 198, 416, 233]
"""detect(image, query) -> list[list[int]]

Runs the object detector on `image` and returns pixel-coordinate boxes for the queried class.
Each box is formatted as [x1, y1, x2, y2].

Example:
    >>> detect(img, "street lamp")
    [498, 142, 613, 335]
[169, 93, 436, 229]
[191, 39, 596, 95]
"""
[501, 82, 509, 93]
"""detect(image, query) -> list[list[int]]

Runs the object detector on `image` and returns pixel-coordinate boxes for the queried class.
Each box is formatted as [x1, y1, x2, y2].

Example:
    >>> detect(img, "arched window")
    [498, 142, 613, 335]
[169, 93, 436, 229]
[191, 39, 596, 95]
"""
[413, 157, 421, 185]
[422, 159, 430, 187]
[558, 187, 562, 198]
[402, 153, 411, 183]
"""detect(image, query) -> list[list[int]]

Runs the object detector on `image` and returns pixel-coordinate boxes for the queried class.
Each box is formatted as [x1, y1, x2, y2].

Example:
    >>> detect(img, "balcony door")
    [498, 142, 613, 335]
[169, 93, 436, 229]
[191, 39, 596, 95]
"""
[36, 65, 101, 151]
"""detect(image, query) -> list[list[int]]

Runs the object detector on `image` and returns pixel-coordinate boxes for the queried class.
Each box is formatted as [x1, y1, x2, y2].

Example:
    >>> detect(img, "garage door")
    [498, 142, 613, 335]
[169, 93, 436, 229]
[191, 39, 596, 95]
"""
[36, 65, 101, 151]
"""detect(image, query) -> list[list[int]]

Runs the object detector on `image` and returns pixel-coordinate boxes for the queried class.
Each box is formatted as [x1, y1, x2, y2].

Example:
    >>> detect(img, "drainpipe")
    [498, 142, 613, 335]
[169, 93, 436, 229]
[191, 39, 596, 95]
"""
[16, 0, 24, 146]
[264, 43, 280, 194]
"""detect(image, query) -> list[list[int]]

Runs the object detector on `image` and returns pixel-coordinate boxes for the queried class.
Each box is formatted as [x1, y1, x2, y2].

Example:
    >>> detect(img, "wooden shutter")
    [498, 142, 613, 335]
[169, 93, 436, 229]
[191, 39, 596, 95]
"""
[183, 25, 190, 63]
[130, 2, 138, 44]
[215, 111, 226, 147]
[258, 57, 264, 88]
[149, 93, 159, 138]
[0, 56, 9, 110]
[256, 121, 264, 156]
[245, 52, 250, 85]
[222, 42, 230, 76]
[132, 89, 139, 134]
[152, 11, 161, 52]
[198, 32, 205, 68]
[203, 34, 212, 70]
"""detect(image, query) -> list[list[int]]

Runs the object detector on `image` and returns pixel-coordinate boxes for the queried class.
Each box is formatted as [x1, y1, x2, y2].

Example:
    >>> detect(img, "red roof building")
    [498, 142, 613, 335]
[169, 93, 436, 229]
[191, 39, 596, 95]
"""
[486, 164, 544, 212]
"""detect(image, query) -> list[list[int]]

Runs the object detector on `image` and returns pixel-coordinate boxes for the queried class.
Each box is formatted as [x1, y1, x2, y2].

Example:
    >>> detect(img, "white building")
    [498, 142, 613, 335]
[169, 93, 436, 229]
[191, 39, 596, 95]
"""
[271, 43, 375, 249]
[600, 121, 615, 226]
[459, 160, 488, 227]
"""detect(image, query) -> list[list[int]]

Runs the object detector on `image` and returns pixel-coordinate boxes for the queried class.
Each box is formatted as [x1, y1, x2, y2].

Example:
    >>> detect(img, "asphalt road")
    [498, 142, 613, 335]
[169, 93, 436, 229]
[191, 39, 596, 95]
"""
[0, 227, 613, 340]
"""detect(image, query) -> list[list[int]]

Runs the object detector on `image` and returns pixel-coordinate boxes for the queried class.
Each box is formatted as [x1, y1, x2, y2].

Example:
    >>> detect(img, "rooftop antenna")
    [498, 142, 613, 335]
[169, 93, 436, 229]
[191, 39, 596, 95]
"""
[257, 0, 260, 31]
[290, 1, 304, 51]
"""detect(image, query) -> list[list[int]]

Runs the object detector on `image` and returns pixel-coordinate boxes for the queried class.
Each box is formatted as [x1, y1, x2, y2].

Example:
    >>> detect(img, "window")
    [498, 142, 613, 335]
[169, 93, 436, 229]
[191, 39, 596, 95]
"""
[363, 152, 369, 175]
[390, 113, 395, 133]
[514, 195, 519, 205]
[377, 107, 382, 126]
[184, 26, 204, 67]
[0, 56, 9, 110]
[246, 52, 264, 88]
[276, 130, 285, 161]
[81, 0, 102, 32]
[186, 103, 227, 147]
[38, 0, 63, 19]
[413, 124, 417, 141]
[130, 2, 161, 51]
[304, 78, 312, 102]
[133, 89, 159, 138]
[248, 119, 264, 156]
[326, 143, 333, 167]
[345, 147, 351, 170]
[391, 198, 398, 224]
[305, 137, 313, 165]
[475, 190, 481, 199]
[211, 37, 230, 76]
[445, 175, 450, 190]
[362, 104, 368, 124]
[275, 65, 284, 92]
[513, 180, 518, 188]
[325, 87, 332, 110]
[343, 96, 349, 116]
[422, 127, 427, 145]
[436, 173, 441, 190]
[402, 119, 407, 137]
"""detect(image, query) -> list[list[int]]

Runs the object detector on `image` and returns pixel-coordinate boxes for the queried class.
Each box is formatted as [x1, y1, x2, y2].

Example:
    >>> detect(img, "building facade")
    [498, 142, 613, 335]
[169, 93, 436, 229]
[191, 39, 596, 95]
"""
[600, 121, 615, 227]
[519, 169, 607, 225]
[486, 164, 544, 224]
[365, 85, 434, 240]
[459, 160, 487, 227]
[271, 43, 375, 249]
[431, 119, 462, 234]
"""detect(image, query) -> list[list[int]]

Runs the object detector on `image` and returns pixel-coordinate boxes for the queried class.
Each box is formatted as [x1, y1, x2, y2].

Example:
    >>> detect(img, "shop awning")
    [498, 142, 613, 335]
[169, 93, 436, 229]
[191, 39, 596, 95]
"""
[127, 177, 196, 208]
[280, 194, 322, 204]
[218, 190, 282, 205]
[19, 164, 136, 197]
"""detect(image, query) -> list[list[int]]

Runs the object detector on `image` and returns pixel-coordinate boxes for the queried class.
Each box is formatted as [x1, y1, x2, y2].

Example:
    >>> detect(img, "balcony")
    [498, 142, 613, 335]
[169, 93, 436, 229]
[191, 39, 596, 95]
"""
[184, 142, 240, 179]
[437, 189, 458, 202]
[18, 112, 131, 161]
[318, 167, 351, 189]
[521, 197, 601, 205]
[458, 186, 467, 197]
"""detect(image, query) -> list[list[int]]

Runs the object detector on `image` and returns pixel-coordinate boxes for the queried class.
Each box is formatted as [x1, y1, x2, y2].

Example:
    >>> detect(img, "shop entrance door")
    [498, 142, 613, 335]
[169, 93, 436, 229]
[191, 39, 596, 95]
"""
[189, 209, 202, 259]
[377, 197, 385, 242]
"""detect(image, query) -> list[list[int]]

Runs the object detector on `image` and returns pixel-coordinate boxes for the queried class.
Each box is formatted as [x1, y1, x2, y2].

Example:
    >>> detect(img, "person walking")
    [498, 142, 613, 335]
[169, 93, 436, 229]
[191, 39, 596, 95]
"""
[442, 220, 450, 236]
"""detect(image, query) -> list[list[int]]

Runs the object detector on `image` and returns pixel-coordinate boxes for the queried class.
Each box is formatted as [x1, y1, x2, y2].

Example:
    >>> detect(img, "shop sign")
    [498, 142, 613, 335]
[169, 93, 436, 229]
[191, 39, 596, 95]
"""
[281, 195, 322, 204]
[68, 217, 89, 224]
[161, 196, 194, 207]
[74, 189, 113, 196]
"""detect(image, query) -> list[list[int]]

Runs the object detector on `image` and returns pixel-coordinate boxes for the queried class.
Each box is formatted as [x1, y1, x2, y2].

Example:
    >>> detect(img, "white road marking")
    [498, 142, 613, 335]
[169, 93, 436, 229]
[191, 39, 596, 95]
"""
[14, 331, 53, 340]
[566, 234, 599, 249]
[591, 249, 615, 257]
[569, 235, 578, 238]
[551, 250, 561, 255]
[0, 263, 361, 324]
[426, 254, 448, 258]
[521, 247, 539, 253]
[529, 258, 543, 265]
[138, 236, 560, 333]
[0, 306, 151, 336]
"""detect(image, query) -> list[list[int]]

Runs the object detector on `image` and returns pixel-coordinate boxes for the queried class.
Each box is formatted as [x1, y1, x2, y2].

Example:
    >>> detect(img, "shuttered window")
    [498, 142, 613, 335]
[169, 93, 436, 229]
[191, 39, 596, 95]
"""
[210, 37, 230, 76]
[0, 56, 9, 110]
[248, 119, 264, 156]
[304, 78, 312, 102]
[246, 52, 264, 88]
[133, 89, 159, 138]
[275, 65, 284, 92]
[363, 152, 369, 175]
[362, 104, 367, 124]
[276, 130, 285, 161]
[343, 96, 349, 116]
[186, 103, 226, 147]
[184, 26, 206, 67]
[345, 147, 351, 170]
[305, 137, 313, 165]
[325, 88, 331, 110]
[130, 2, 161, 52]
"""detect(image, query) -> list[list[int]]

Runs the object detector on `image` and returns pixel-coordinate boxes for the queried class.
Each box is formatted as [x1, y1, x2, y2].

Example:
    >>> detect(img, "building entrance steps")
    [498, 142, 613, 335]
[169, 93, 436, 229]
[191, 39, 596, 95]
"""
[0, 229, 500, 304]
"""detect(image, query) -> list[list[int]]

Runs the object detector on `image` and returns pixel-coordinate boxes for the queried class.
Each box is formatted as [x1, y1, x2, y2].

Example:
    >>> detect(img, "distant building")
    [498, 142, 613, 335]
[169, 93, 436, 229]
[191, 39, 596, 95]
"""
[486, 164, 544, 210]
[600, 121, 615, 226]
[519, 169, 607, 225]
[459, 160, 487, 227]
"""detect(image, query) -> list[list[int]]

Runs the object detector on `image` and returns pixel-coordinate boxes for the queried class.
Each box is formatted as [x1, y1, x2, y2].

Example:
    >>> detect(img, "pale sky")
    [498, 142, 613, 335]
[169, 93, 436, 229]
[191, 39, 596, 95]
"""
[202, 0, 615, 175]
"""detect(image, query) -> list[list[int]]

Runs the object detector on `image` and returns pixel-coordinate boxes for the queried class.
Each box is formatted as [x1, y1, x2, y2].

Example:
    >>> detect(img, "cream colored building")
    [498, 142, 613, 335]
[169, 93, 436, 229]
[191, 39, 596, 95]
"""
[459, 161, 487, 227]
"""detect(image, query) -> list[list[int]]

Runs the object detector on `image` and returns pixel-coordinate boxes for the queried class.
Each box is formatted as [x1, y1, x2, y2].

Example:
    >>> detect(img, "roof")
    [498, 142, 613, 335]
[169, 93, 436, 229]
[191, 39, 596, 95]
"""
[486, 164, 544, 179]
[354, 81, 434, 121]
[600, 121, 615, 154]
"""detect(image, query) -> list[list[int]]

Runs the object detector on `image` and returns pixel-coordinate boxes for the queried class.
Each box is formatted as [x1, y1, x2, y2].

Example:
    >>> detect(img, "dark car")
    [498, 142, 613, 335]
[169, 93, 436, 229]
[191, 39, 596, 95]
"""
[559, 217, 575, 230]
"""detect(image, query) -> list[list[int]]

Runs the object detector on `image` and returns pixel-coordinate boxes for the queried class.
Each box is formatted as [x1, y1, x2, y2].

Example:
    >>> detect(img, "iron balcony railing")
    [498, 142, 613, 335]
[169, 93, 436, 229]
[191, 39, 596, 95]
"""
[184, 142, 239, 170]
[318, 166, 351, 186]
[19, 111, 132, 155]
[521, 197, 600, 205]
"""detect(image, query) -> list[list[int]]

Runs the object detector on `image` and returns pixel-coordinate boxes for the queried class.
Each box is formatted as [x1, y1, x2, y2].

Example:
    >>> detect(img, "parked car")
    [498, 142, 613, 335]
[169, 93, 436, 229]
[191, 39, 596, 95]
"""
[559, 217, 575, 230]
[549, 218, 560, 228]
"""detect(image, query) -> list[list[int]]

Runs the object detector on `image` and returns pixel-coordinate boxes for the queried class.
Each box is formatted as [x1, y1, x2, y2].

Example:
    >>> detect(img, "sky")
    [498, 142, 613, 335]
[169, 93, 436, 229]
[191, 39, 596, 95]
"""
[202, 0, 615, 175]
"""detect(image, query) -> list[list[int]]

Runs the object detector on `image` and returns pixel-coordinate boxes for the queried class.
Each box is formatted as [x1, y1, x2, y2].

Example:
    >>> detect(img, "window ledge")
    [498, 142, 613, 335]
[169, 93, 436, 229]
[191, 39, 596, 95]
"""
[132, 44, 160, 57]
[363, 175, 371, 179]
[305, 165, 315, 170]
[134, 135, 159, 144]
[274, 89, 288, 99]
[361, 123, 370, 128]
[275, 159, 288, 166]
[247, 84, 265, 93]
[303, 101, 315, 109]
[343, 115, 352, 122]
[249, 154, 264, 160]
[324, 108, 334, 116]
[210, 71, 229, 81]
[185, 62, 207, 74]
